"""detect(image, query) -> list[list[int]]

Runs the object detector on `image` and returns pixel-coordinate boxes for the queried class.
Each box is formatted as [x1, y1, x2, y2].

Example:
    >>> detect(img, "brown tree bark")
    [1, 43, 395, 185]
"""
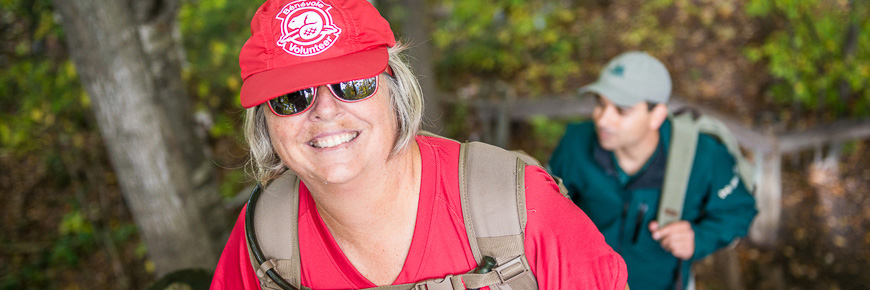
[52, 0, 227, 276]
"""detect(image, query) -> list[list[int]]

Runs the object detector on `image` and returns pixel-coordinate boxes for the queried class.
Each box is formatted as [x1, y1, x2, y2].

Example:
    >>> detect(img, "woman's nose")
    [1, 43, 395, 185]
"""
[308, 86, 342, 121]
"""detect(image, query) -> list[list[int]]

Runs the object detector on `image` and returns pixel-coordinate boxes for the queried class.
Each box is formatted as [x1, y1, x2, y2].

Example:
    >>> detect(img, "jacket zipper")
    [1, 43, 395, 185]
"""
[632, 203, 648, 244]
[618, 202, 629, 251]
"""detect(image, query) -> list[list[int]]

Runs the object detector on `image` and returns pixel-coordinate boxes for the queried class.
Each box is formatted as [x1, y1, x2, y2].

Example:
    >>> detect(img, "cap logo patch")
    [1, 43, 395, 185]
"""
[609, 65, 625, 77]
[275, 0, 342, 56]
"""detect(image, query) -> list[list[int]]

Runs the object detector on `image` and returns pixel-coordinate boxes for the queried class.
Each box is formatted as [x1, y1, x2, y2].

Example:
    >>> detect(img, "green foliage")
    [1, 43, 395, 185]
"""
[442, 101, 473, 139]
[179, 0, 254, 202]
[0, 0, 89, 158]
[1, 258, 50, 290]
[745, 0, 870, 118]
[220, 167, 250, 199]
[1, 1, 145, 288]
[50, 231, 96, 266]
[58, 211, 94, 236]
[179, 0, 254, 138]
[433, 1, 583, 94]
[525, 115, 583, 164]
[527, 115, 567, 163]
[431, 0, 682, 97]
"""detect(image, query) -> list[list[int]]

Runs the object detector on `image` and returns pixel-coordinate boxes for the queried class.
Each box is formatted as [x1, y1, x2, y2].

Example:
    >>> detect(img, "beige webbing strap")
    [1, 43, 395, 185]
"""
[250, 171, 304, 290]
[658, 114, 699, 227]
[460, 142, 524, 262]
[460, 256, 537, 290]
[475, 235, 525, 261]
[458, 143, 482, 263]
[360, 276, 465, 290]
[695, 116, 754, 193]
[460, 141, 538, 290]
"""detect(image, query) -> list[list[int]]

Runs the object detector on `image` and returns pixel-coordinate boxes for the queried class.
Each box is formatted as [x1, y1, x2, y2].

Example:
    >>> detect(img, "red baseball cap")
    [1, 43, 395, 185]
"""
[239, 0, 396, 108]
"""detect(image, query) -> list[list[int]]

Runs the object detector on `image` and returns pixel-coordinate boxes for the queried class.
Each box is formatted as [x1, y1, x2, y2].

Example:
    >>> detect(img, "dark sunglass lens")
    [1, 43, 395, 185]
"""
[269, 88, 315, 116]
[332, 76, 377, 101]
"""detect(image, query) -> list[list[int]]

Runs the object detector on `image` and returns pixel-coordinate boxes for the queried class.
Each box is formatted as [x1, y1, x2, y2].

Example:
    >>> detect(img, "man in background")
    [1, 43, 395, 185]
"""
[549, 51, 757, 290]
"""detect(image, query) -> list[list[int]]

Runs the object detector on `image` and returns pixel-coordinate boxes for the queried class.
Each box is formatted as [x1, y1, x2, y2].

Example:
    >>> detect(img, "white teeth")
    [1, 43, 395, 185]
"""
[310, 132, 358, 148]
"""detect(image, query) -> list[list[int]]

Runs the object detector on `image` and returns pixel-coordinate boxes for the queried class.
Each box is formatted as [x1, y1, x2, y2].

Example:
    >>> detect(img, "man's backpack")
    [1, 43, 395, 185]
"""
[656, 108, 755, 227]
[244, 137, 566, 290]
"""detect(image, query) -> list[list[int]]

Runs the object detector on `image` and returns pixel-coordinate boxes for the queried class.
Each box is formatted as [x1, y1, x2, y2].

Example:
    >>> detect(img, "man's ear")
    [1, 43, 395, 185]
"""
[649, 104, 669, 130]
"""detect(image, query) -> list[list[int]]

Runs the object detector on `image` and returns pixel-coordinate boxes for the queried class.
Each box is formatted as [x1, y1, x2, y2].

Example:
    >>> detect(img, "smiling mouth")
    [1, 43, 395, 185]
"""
[309, 132, 359, 149]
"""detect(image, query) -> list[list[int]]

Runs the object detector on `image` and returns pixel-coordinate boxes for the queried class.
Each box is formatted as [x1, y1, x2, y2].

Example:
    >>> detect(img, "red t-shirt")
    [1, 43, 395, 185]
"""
[211, 135, 627, 289]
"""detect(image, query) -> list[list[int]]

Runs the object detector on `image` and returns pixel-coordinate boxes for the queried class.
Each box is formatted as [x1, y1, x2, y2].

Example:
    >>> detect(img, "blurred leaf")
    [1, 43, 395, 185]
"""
[527, 115, 567, 163]
[59, 211, 93, 235]
[745, 0, 869, 118]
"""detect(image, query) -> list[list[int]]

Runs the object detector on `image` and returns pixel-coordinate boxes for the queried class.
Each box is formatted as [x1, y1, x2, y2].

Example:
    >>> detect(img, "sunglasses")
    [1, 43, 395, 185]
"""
[267, 75, 381, 117]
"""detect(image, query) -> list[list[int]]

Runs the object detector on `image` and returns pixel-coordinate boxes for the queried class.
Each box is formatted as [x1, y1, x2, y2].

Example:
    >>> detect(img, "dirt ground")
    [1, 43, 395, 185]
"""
[694, 141, 870, 290]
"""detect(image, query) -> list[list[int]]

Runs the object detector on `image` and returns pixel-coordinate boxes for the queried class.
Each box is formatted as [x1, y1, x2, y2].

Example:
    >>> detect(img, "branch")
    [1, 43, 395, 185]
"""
[838, 0, 859, 104]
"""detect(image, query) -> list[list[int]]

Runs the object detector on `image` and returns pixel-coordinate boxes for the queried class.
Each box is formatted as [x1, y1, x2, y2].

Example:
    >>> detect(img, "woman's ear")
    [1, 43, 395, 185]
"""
[649, 104, 669, 130]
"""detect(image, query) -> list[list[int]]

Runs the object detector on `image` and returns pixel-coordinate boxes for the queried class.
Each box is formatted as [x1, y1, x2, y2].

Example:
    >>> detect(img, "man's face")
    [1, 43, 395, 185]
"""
[591, 94, 659, 152]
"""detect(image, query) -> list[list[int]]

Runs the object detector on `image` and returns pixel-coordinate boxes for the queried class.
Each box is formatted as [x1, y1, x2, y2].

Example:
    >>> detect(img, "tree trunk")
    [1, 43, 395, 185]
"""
[401, 0, 443, 132]
[52, 0, 227, 276]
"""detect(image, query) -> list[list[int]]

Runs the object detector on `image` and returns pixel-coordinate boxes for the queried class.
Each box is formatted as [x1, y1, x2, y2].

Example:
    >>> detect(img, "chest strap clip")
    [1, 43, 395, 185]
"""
[413, 275, 460, 290]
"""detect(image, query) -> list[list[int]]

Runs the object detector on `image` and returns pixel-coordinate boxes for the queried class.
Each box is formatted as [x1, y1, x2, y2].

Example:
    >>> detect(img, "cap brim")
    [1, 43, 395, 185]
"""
[578, 81, 642, 108]
[240, 47, 389, 108]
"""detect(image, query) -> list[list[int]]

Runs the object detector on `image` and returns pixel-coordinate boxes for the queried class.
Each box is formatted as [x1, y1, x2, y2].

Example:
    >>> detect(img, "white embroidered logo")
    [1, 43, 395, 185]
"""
[275, 0, 341, 56]
[717, 165, 740, 199]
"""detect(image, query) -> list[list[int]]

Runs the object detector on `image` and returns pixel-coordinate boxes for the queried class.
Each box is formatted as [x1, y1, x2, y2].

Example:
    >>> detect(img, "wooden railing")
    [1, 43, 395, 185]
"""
[470, 95, 870, 247]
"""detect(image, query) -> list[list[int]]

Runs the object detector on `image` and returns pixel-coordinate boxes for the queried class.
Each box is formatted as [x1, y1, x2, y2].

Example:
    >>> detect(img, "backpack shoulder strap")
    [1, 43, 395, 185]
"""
[245, 171, 305, 290]
[458, 141, 538, 290]
[694, 116, 755, 193]
[658, 113, 700, 227]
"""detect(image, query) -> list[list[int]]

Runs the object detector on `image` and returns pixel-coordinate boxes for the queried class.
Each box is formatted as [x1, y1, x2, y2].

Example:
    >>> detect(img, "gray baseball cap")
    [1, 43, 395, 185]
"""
[578, 51, 672, 107]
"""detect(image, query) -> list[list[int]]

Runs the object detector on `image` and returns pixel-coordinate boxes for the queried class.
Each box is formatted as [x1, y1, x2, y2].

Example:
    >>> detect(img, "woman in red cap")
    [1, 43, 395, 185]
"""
[211, 0, 628, 289]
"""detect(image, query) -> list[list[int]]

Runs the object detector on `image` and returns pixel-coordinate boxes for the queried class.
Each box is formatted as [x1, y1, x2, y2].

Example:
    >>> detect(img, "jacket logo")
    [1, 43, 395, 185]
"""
[275, 0, 342, 56]
[717, 166, 741, 199]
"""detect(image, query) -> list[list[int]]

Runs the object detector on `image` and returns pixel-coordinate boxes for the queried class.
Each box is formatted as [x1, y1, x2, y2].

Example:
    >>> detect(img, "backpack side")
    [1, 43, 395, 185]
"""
[657, 110, 755, 227]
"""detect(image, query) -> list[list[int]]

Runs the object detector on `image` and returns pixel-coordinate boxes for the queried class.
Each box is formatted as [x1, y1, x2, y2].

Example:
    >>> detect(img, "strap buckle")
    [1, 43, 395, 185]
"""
[494, 256, 528, 283]
[256, 258, 278, 278]
[414, 275, 456, 290]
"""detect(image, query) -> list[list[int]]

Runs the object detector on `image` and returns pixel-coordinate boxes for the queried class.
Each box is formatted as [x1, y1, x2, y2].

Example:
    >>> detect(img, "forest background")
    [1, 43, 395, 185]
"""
[1, 0, 868, 289]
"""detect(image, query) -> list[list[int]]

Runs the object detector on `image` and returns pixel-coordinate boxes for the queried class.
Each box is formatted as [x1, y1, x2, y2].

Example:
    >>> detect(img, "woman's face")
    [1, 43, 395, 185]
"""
[266, 75, 396, 185]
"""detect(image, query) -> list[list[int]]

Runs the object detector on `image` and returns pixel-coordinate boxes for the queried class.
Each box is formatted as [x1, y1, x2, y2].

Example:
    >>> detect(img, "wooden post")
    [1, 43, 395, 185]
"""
[711, 248, 746, 290]
[495, 100, 510, 148]
[749, 148, 781, 247]
[476, 105, 494, 143]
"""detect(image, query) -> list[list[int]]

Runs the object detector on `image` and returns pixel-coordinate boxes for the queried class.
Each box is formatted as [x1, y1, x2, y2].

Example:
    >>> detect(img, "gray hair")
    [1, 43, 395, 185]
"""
[243, 43, 424, 184]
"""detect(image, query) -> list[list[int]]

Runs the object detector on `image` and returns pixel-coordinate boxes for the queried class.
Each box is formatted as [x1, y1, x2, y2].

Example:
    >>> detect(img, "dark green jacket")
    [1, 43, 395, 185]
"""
[549, 120, 757, 290]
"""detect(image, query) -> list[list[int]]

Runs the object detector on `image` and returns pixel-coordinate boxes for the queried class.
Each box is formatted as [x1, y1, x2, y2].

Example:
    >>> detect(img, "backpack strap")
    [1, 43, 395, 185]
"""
[658, 113, 699, 227]
[245, 171, 306, 290]
[694, 116, 755, 194]
[658, 111, 756, 227]
[458, 141, 538, 290]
